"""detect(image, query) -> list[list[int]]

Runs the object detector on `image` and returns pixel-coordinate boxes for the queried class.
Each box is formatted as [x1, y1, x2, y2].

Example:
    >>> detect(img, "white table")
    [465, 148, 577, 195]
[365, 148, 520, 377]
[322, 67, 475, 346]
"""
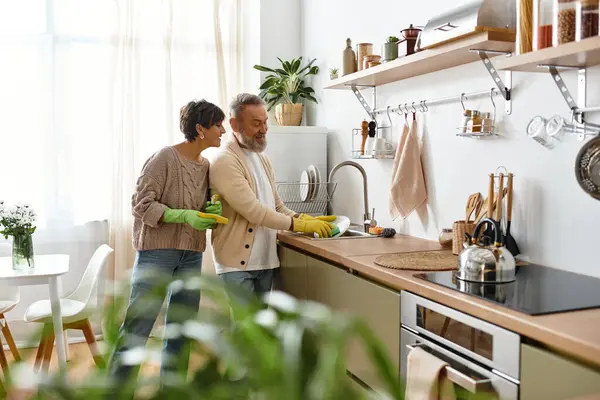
[0, 255, 69, 371]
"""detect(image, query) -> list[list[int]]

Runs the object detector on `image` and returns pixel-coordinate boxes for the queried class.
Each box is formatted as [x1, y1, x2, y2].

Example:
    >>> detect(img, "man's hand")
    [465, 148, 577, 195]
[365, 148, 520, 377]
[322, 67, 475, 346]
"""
[292, 218, 334, 238]
[298, 214, 337, 222]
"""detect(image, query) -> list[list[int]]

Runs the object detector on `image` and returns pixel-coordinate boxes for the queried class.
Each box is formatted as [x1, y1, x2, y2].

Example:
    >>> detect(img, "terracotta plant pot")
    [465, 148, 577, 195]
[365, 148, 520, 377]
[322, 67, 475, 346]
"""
[275, 103, 303, 126]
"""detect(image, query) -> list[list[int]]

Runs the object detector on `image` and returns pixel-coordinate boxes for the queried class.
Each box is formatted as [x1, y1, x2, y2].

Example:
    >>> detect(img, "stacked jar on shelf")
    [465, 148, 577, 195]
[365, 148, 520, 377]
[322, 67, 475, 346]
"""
[552, 0, 599, 46]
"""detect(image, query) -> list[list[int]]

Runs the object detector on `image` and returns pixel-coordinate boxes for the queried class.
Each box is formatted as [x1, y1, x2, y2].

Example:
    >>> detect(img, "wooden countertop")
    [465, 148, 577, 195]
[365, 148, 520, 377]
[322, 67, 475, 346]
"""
[277, 232, 600, 369]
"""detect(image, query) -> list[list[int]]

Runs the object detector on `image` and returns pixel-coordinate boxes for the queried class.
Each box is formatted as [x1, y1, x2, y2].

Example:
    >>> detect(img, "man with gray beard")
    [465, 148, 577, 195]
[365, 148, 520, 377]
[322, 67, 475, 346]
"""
[209, 93, 335, 298]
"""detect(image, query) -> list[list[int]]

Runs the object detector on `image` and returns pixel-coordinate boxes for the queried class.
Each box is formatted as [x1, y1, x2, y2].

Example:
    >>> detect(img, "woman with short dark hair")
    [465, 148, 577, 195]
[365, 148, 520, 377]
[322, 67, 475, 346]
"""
[109, 99, 226, 383]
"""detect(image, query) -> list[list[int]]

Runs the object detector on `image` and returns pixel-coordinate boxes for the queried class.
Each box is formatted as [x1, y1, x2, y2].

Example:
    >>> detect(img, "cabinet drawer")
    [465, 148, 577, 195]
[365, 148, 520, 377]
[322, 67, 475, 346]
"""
[278, 246, 307, 300]
[306, 256, 401, 391]
[521, 343, 600, 400]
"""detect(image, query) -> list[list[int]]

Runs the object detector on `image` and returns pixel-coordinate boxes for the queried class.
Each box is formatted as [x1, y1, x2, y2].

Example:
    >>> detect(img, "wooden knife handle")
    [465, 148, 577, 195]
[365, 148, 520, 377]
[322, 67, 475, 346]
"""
[507, 173, 514, 222]
[496, 173, 504, 222]
[487, 173, 494, 219]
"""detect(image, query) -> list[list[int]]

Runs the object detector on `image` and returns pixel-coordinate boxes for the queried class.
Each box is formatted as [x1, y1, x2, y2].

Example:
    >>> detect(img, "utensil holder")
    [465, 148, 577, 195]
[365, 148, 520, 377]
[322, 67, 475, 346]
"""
[452, 220, 476, 255]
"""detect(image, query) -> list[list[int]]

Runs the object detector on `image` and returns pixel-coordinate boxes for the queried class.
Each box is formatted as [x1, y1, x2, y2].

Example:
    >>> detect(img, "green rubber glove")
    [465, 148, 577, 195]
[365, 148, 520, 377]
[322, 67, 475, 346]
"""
[163, 208, 216, 231]
[204, 200, 222, 216]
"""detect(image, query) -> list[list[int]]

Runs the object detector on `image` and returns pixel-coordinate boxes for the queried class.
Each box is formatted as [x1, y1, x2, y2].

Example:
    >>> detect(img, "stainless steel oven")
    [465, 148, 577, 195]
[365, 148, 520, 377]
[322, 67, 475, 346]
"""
[401, 292, 520, 399]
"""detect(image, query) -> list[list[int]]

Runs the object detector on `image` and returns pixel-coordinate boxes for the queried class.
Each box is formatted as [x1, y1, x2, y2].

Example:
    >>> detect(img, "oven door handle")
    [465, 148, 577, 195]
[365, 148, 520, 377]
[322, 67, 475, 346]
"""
[406, 344, 492, 393]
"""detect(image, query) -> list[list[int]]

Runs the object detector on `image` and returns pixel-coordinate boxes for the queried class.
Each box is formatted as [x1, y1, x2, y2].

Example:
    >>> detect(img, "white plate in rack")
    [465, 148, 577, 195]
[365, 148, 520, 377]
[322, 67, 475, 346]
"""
[299, 170, 312, 202]
[307, 165, 321, 200]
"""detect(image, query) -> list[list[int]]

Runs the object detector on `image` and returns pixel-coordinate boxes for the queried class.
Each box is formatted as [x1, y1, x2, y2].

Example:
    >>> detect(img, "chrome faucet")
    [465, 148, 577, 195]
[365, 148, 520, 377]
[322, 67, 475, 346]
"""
[328, 161, 371, 232]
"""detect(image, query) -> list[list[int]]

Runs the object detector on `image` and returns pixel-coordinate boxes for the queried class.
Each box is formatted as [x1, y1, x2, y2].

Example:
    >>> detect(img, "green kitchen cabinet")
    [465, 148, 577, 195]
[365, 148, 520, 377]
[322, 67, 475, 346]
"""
[520, 343, 600, 400]
[277, 246, 308, 300]
[306, 255, 401, 392]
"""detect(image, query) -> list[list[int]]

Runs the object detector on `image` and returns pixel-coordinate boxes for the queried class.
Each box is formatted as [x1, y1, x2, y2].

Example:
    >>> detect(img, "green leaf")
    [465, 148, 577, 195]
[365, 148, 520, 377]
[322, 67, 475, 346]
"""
[291, 58, 301, 74]
[259, 77, 278, 90]
[275, 68, 289, 76]
[297, 58, 317, 75]
[301, 94, 318, 104]
[253, 64, 276, 73]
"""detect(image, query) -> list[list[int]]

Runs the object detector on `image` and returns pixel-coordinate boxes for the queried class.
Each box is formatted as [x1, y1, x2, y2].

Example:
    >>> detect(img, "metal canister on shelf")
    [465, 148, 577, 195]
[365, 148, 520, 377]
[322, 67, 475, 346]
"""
[459, 109, 473, 133]
[482, 112, 494, 134]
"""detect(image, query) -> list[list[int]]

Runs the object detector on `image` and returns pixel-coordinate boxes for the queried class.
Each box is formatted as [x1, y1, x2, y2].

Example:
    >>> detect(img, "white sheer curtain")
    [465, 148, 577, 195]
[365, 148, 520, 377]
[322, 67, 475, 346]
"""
[0, 0, 244, 341]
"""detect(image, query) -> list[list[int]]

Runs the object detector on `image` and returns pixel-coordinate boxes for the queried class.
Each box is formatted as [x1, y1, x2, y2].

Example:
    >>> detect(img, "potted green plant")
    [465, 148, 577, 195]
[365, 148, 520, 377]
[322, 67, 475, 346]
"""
[383, 36, 400, 62]
[6, 275, 405, 399]
[254, 57, 319, 126]
[329, 67, 339, 80]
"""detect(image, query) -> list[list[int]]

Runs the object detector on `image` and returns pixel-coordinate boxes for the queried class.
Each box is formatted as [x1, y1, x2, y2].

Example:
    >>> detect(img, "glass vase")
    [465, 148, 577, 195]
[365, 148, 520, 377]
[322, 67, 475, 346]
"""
[12, 233, 35, 270]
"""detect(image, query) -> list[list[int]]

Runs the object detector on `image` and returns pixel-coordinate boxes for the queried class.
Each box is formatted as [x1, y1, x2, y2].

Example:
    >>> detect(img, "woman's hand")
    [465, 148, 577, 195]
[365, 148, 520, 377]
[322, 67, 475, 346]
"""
[205, 200, 222, 216]
[162, 209, 216, 231]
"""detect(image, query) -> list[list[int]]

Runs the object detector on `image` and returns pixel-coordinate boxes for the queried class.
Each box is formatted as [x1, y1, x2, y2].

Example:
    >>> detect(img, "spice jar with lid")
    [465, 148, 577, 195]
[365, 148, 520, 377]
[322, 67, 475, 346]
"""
[356, 43, 373, 71]
[527, 115, 556, 149]
[577, 0, 599, 41]
[467, 111, 482, 134]
[363, 54, 381, 69]
[553, 0, 578, 46]
[534, 0, 554, 50]
[438, 229, 453, 248]
[459, 110, 473, 134]
[481, 112, 494, 134]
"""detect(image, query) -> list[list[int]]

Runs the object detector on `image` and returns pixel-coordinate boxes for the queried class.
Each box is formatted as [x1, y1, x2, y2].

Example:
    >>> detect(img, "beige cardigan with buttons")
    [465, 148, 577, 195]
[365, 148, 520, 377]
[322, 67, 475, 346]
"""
[209, 138, 296, 270]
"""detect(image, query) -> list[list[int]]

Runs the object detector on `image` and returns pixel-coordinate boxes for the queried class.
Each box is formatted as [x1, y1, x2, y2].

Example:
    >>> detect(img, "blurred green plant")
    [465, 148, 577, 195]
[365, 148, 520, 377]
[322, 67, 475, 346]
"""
[5, 274, 404, 400]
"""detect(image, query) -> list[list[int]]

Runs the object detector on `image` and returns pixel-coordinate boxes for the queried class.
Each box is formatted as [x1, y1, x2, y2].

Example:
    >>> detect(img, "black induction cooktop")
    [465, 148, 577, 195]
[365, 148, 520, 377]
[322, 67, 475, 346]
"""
[415, 264, 600, 316]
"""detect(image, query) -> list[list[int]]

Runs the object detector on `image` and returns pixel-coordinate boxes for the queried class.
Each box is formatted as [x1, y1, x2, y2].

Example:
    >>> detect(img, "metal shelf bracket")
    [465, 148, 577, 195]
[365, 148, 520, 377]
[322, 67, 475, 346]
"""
[349, 85, 376, 119]
[539, 65, 588, 140]
[471, 49, 513, 115]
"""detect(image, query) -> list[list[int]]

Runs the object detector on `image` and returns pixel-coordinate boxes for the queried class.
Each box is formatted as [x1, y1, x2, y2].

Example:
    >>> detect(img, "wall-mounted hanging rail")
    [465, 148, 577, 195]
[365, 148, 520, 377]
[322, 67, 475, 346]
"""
[371, 88, 502, 116]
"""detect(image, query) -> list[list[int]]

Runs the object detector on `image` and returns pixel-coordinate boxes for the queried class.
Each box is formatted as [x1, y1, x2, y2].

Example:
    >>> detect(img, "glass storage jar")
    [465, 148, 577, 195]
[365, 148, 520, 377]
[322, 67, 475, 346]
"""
[577, 0, 599, 40]
[534, 0, 555, 49]
[554, 0, 578, 45]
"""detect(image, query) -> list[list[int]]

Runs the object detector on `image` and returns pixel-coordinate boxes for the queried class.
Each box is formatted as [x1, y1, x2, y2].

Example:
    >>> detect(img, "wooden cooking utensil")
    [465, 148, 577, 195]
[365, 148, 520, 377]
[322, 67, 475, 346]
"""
[483, 173, 496, 238]
[494, 173, 505, 243]
[465, 193, 482, 223]
[505, 173, 520, 256]
[474, 187, 508, 224]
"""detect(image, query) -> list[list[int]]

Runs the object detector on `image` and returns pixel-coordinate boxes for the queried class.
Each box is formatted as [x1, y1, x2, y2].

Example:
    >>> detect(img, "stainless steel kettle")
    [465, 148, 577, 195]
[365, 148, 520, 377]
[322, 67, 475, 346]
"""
[457, 218, 516, 283]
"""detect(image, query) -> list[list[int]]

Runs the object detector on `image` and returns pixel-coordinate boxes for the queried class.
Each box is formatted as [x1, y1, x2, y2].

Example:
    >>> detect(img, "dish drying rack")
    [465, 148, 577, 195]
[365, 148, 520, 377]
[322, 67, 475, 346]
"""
[456, 88, 499, 138]
[276, 182, 338, 216]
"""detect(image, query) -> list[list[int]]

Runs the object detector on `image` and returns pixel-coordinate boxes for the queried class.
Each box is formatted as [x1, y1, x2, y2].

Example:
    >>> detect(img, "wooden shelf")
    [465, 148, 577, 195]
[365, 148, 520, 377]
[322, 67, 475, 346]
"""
[496, 36, 600, 72]
[323, 31, 515, 90]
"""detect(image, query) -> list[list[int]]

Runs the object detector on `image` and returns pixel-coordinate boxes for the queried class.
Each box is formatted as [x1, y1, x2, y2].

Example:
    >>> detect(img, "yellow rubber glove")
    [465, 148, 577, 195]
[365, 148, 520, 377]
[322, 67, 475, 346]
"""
[298, 214, 337, 222]
[292, 218, 334, 238]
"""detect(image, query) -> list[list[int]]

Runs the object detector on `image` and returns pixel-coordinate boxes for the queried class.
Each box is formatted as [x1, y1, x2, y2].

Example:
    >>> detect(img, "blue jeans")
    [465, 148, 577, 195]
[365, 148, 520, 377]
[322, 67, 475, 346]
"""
[219, 268, 278, 307]
[109, 249, 203, 383]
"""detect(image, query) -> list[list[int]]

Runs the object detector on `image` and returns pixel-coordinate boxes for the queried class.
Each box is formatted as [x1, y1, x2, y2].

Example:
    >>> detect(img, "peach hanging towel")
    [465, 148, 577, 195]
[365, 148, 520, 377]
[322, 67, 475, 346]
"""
[389, 118, 427, 219]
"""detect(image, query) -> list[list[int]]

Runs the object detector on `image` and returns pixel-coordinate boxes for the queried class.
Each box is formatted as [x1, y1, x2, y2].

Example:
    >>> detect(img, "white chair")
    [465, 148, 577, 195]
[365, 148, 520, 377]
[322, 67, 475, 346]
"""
[0, 243, 21, 376]
[24, 244, 113, 371]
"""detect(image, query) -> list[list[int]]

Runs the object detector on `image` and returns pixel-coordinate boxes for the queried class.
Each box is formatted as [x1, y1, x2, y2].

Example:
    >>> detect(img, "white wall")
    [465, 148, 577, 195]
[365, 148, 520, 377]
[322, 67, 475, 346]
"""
[300, 0, 600, 278]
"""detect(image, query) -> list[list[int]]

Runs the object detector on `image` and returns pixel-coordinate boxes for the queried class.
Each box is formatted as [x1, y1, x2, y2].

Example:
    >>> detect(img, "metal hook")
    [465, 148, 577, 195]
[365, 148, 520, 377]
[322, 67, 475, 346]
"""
[411, 102, 417, 113]
[396, 104, 404, 116]
[422, 100, 428, 112]
[386, 105, 393, 128]
[460, 93, 466, 111]
[419, 100, 426, 113]
[489, 88, 496, 111]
